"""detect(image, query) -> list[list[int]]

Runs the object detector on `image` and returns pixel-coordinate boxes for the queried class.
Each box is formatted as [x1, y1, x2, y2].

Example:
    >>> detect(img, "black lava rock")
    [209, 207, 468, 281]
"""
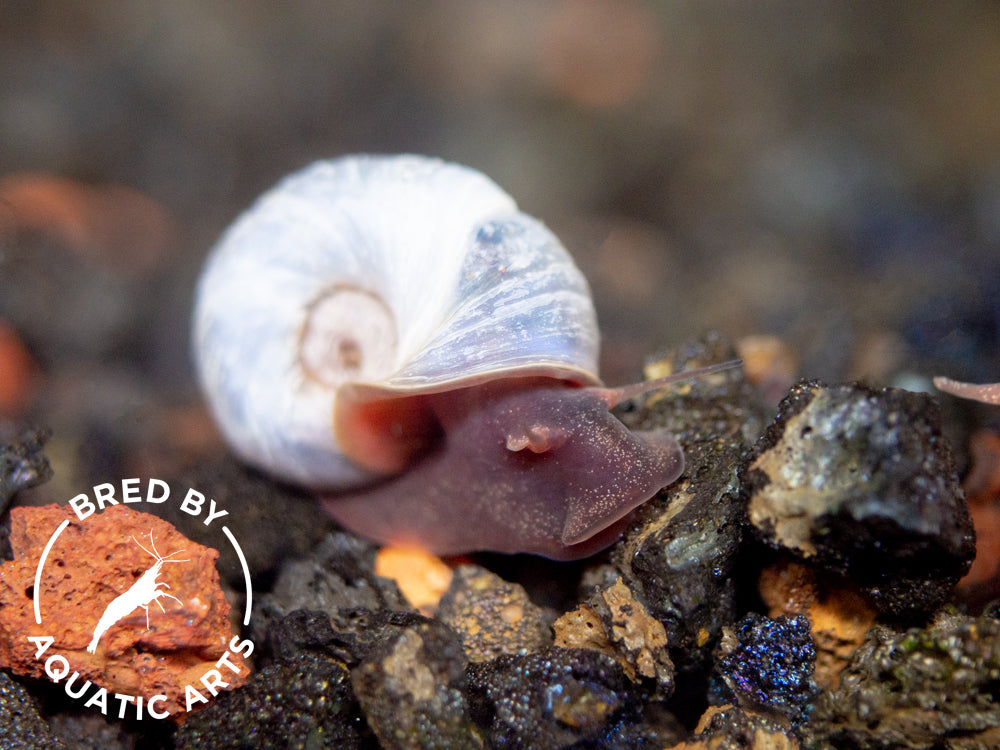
[252, 531, 412, 657]
[267, 607, 376, 667]
[467, 647, 632, 749]
[612, 336, 766, 671]
[161, 459, 337, 586]
[0, 427, 52, 513]
[270, 607, 464, 670]
[0, 673, 66, 749]
[614, 441, 746, 673]
[742, 380, 975, 615]
[350, 614, 484, 749]
[174, 652, 372, 749]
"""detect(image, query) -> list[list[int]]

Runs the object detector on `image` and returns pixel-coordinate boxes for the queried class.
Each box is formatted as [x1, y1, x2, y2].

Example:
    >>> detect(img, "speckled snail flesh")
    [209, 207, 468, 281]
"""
[934, 377, 1000, 405]
[192, 154, 736, 559]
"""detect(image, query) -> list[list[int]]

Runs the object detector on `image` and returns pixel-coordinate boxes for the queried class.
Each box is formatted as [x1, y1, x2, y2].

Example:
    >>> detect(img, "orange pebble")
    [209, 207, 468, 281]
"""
[374, 546, 455, 615]
[737, 335, 799, 405]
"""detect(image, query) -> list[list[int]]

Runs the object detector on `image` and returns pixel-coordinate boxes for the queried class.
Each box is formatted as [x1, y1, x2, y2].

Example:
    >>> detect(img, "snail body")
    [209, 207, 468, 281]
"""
[193, 154, 689, 559]
[934, 377, 1000, 405]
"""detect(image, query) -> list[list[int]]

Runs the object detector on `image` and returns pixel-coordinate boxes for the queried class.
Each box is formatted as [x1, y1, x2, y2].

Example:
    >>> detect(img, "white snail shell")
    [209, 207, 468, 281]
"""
[192, 154, 600, 490]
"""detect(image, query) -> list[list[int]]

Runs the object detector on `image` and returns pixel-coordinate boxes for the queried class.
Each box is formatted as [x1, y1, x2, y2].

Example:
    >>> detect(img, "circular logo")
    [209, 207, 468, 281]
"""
[19, 478, 255, 720]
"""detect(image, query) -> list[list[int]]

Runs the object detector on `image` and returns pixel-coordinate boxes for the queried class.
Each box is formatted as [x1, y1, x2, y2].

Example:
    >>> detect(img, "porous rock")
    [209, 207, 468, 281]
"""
[678, 704, 801, 750]
[0, 672, 66, 749]
[0, 427, 52, 513]
[437, 564, 551, 662]
[252, 531, 411, 652]
[712, 613, 817, 728]
[0, 504, 246, 718]
[743, 380, 975, 615]
[175, 652, 371, 749]
[267, 531, 410, 612]
[466, 646, 632, 749]
[268, 608, 443, 673]
[611, 335, 767, 672]
[807, 612, 1000, 749]
[554, 576, 673, 694]
[265, 607, 360, 668]
[351, 614, 483, 749]
[45, 713, 137, 750]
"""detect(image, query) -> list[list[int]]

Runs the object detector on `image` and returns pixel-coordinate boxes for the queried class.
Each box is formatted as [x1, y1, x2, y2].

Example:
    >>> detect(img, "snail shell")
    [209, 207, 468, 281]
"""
[192, 154, 600, 490]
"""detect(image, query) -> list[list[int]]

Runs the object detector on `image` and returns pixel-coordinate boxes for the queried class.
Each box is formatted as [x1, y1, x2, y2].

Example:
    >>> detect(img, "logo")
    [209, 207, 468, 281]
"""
[25, 478, 255, 720]
[87, 531, 189, 655]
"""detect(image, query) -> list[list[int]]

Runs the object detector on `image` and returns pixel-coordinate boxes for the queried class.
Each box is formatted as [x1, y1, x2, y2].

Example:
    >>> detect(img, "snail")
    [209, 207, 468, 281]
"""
[193, 154, 736, 559]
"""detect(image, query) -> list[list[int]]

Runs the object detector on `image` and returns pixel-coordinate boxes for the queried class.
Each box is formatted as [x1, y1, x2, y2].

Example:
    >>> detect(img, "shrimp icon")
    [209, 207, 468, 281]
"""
[86, 530, 190, 654]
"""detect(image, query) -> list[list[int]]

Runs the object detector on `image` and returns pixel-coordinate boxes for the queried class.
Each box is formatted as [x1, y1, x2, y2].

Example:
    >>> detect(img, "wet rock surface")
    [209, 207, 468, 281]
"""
[0, 427, 51, 515]
[262, 532, 411, 617]
[612, 336, 767, 674]
[743, 380, 976, 615]
[467, 647, 632, 749]
[352, 615, 484, 749]
[806, 612, 1000, 750]
[712, 613, 817, 729]
[175, 652, 373, 750]
[438, 564, 552, 663]
[252, 531, 413, 654]
[0, 672, 66, 749]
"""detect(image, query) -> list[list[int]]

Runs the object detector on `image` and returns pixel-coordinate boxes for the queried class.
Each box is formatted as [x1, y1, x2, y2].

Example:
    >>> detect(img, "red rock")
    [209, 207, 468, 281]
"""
[0, 504, 248, 719]
[956, 429, 1000, 608]
[0, 321, 39, 417]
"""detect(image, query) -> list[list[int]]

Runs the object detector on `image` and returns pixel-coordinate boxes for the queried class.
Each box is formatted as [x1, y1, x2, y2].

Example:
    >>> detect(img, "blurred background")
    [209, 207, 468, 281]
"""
[1, 1, 998, 488]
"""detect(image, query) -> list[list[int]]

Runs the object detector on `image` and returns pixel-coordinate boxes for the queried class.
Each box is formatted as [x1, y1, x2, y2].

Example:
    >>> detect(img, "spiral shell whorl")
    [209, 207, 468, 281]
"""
[193, 154, 599, 489]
